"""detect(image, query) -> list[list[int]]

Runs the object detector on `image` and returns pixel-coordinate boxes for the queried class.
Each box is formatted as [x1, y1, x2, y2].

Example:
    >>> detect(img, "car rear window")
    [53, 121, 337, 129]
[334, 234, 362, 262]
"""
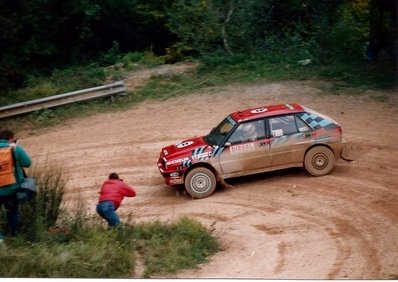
[300, 107, 339, 129]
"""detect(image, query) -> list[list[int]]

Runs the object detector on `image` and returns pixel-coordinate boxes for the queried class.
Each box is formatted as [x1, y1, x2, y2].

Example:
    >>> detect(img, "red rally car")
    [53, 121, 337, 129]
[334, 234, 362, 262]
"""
[157, 103, 346, 199]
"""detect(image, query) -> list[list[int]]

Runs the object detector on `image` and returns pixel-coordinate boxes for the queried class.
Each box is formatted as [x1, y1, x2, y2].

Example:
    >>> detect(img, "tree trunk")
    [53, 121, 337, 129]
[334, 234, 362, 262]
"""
[222, 2, 235, 56]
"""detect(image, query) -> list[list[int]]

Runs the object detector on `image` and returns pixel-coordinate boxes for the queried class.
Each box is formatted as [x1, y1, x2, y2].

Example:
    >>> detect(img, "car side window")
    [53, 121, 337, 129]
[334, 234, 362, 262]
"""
[228, 119, 266, 144]
[269, 115, 300, 137]
[295, 115, 311, 132]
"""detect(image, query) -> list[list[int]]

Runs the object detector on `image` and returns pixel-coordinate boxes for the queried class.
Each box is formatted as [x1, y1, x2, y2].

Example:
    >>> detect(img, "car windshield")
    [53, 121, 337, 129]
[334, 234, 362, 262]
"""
[205, 115, 236, 146]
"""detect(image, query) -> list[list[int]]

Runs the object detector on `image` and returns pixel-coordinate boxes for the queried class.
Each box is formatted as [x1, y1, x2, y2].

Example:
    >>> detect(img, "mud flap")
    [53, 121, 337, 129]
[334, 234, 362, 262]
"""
[218, 177, 234, 188]
[340, 149, 354, 162]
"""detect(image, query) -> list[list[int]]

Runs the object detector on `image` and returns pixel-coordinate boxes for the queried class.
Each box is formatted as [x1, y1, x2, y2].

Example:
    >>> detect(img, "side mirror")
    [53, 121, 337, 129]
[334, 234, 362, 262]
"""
[224, 142, 232, 147]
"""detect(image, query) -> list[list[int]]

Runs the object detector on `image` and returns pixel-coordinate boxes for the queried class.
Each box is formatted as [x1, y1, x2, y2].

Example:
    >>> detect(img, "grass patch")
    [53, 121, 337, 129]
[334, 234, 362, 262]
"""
[134, 218, 220, 278]
[0, 228, 136, 278]
[1, 219, 220, 278]
[0, 159, 221, 278]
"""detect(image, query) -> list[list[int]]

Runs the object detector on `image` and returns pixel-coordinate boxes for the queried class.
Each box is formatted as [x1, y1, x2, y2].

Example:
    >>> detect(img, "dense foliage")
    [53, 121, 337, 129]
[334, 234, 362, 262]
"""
[0, 0, 396, 92]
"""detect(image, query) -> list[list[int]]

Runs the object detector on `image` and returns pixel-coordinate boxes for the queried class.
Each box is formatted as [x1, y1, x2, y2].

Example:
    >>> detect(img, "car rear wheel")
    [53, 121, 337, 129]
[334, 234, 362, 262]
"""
[185, 167, 217, 199]
[304, 146, 335, 176]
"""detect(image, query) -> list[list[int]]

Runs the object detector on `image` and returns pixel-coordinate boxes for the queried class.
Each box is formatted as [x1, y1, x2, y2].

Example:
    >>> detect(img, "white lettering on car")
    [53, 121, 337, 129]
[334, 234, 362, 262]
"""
[230, 143, 255, 155]
[166, 157, 189, 166]
[192, 152, 211, 159]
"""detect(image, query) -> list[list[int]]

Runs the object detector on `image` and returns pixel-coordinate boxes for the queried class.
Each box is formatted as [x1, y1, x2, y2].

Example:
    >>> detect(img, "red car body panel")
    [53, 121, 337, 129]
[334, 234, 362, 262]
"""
[230, 103, 304, 122]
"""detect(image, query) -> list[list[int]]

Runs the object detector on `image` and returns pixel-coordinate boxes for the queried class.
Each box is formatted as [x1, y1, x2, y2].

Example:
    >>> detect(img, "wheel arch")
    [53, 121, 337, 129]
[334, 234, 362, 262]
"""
[304, 143, 334, 157]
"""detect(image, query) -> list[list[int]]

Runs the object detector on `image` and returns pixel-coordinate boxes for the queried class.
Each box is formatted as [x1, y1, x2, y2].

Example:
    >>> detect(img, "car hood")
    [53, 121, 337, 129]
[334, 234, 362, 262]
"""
[161, 136, 209, 160]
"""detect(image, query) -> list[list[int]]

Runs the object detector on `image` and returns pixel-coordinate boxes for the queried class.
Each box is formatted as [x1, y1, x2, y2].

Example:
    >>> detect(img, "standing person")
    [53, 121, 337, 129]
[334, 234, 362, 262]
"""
[0, 130, 32, 242]
[96, 173, 136, 227]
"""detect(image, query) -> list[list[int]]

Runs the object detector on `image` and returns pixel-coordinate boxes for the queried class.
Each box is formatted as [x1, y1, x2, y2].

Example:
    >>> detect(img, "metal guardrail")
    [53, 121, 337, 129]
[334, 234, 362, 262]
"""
[0, 81, 126, 119]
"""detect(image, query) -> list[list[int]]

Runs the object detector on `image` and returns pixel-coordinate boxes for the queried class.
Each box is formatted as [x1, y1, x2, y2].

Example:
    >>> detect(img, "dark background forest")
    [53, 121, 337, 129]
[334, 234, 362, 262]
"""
[0, 0, 396, 93]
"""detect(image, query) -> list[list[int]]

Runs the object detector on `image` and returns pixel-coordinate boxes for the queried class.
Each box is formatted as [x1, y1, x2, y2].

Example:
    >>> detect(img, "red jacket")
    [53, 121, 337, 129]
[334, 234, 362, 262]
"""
[98, 179, 136, 209]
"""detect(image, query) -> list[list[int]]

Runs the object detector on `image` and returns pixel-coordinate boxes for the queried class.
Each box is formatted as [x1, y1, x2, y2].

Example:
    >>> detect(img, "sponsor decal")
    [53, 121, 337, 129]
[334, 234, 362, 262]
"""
[163, 149, 168, 156]
[250, 108, 267, 114]
[166, 157, 189, 166]
[170, 172, 180, 178]
[230, 143, 255, 155]
[169, 178, 184, 184]
[193, 152, 211, 159]
[176, 141, 194, 148]
[191, 146, 224, 161]
[272, 129, 283, 137]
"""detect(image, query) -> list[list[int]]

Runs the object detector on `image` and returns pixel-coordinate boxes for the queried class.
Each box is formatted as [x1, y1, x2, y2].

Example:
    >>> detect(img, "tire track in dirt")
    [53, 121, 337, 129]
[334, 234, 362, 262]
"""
[172, 184, 381, 278]
[277, 177, 394, 278]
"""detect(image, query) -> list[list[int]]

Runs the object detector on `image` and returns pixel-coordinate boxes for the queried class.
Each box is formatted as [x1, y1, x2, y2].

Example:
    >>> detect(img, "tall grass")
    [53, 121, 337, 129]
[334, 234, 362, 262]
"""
[0, 159, 221, 278]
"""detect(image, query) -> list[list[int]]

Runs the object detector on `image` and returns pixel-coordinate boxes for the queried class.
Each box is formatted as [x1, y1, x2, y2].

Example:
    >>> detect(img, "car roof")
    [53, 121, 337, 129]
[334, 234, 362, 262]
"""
[230, 103, 304, 122]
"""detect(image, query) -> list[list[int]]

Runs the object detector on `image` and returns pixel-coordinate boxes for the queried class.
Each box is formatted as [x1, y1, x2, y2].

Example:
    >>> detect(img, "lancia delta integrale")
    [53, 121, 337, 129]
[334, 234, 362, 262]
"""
[157, 103, 346, 199]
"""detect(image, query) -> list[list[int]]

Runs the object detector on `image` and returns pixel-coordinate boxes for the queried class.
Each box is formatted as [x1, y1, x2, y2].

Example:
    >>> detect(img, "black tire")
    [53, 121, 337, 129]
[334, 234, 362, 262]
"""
[185, 167, 217, 199]
[304, 146, 335, 176]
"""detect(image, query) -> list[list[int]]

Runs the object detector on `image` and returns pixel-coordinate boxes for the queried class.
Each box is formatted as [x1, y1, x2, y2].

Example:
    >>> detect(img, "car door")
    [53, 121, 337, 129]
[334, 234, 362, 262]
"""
[218, 119, 272, 175]
[268, 114, 315, 167]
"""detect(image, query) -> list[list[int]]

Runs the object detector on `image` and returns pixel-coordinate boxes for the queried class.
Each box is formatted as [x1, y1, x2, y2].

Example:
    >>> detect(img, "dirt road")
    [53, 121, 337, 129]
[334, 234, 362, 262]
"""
[18, 74, 397, 279]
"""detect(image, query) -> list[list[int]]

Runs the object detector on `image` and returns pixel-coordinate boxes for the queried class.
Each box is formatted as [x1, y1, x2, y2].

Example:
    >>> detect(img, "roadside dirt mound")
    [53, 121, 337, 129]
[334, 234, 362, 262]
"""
[18, 66, 398, 279]
[123, 62, 197, 89]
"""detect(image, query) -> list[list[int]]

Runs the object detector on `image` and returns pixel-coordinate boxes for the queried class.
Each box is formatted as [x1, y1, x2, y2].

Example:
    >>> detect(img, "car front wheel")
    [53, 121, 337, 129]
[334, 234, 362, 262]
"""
[185, 167, 217, 199]
[304, 146, 335, 176]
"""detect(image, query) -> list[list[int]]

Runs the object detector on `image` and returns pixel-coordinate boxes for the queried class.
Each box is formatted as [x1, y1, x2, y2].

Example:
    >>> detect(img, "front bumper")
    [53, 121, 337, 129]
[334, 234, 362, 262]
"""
[157, 159, 184, 185]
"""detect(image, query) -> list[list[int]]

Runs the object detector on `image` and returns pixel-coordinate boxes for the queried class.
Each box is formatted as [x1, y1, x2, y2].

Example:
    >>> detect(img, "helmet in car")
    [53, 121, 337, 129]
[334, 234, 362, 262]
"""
[242, 123, 256, 135]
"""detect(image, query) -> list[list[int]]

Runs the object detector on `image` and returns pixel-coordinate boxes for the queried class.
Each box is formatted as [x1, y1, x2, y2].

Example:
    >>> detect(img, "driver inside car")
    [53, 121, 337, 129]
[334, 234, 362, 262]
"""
[240, 123, 257, 142]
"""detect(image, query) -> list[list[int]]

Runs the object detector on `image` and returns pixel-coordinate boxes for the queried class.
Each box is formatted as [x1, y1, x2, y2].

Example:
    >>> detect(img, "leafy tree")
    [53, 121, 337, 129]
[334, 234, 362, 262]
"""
[166, 0, 220, 55]
[166, 0, 274, 55]
[0, 0, 394, 92]
[323, 0, 371, 62]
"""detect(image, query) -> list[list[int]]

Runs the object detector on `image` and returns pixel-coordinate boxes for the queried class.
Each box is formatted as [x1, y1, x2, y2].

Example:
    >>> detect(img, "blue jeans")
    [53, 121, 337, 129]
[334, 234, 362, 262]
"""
[96, 201, 121, 227]
[0, 194, 21, 237]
